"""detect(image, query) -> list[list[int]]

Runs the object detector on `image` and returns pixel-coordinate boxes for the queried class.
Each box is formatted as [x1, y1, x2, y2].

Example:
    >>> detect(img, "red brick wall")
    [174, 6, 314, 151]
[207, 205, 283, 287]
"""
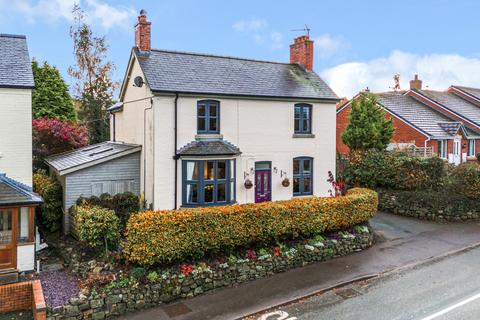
[290, 35, 314, 70]
[135, 15, 151, 52]
[0, 280, 45, 319]
[336, 105, 429, 154]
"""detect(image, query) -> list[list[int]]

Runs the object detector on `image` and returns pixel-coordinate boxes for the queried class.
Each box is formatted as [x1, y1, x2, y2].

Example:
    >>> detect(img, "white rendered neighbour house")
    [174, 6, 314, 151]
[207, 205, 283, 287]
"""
[110, 12, 339, 210]
[0, 34, 42, 278]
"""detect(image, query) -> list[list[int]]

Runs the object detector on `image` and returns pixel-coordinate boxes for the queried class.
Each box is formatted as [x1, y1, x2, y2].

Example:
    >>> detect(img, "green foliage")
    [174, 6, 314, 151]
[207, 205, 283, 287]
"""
[32, 60, 77, 121]
[146, 271, 159, 283]
[74, 205, 120, 254]
[33, 171, 63, 232]
[69, 5, 117, 144]
[342, 92, 395, 151]
[448, 163, 480, 198]
[130, 267, 146, 281]
[76, 192, 139, 231]
[343, 150, 446, 190]
[124, 188, 378, 266]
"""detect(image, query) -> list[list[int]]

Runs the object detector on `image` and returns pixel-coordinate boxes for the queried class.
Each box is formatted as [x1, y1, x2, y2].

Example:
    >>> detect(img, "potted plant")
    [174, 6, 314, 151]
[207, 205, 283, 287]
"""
[244, 179, 253, 189]
[282, 177, 290, 187]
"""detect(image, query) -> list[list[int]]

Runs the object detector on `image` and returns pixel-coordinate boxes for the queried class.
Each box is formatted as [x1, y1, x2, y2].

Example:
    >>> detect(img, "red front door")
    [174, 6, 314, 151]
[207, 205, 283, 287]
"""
[0, 208, 16, 270]
[255, 169, 271, 203]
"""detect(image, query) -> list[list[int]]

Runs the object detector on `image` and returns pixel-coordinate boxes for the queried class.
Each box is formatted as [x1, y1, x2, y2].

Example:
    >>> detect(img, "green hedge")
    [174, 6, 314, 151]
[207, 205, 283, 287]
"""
[341, 150, 446, 190]
[124, 188, 378, 266]
[378, 189, 480, 222]
[33, 171, 63, 232]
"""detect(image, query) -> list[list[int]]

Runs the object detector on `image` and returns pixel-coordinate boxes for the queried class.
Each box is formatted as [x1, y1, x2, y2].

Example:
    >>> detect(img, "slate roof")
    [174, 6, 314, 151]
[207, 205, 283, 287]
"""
[377, 92, 467, 138]
[452, 86, 480, 101]
[177, 139, 241, 156]
[418, 90, 480, 127]
[0, 34, 34, 88]
[46, 141, 141, 175]
[0, 174, 42, 207]
[135, 48, 338, 100]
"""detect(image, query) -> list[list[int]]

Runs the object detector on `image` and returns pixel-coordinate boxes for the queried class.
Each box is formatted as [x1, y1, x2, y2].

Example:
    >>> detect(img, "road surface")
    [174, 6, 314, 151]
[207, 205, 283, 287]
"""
[257, 246, 480, 320]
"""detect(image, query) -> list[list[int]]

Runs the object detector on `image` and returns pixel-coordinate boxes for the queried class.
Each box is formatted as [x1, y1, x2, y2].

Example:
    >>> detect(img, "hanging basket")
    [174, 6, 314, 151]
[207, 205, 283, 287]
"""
[282, 178, 290, 187]
[244, 179, 253, 189]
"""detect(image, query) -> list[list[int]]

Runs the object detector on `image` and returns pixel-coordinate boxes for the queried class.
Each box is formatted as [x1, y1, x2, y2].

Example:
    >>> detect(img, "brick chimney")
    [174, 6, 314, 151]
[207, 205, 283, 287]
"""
[290, 35, 314, 71]
[410, 74, 422, 90]
[135, 9, 151, 52]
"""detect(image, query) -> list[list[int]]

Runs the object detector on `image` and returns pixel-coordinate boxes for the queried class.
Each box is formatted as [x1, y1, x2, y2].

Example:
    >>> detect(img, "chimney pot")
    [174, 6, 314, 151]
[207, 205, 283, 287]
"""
[410, 74, 422, 90]
[290, 35, 314, 71]
[135, 9, 151, 53]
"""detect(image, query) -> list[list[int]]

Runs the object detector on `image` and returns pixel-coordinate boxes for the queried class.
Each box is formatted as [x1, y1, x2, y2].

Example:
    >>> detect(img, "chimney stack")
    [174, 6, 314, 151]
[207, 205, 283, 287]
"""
[135, 9, 151, 53]
[410, 74, 422, 90]
[290, 35, 314, 71]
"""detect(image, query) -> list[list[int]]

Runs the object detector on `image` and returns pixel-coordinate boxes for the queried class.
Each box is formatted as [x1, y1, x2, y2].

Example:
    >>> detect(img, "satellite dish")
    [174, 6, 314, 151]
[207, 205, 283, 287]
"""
[133, 76, 144, 87]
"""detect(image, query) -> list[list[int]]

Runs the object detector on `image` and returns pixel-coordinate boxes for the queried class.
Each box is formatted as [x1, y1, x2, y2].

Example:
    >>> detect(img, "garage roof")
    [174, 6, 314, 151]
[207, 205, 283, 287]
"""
[46, 141, 142, 176]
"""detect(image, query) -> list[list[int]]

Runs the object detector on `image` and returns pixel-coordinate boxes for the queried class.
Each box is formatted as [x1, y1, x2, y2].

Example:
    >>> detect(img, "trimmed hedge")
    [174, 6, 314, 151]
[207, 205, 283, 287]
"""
[342, 150, 446, 190]
[124, 188, 378, 266]
[448, 163, 480, 199]
[378, 189, 480, 222]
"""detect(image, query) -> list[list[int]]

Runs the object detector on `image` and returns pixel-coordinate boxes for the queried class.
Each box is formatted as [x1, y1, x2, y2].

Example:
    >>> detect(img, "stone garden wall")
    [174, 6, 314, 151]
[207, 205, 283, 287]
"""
[47, 226, 373, 319]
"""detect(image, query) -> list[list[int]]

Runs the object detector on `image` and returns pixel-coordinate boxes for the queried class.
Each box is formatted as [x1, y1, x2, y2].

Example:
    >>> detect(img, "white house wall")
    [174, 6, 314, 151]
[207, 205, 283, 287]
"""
[17, 244, 35, 272]
[0, 88, 33, 186]
[153, 95, 337, 210]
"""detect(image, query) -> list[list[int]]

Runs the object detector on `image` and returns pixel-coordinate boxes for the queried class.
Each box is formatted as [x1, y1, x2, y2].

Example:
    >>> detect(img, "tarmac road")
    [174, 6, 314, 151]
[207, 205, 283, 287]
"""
[260, 246, 480, 320]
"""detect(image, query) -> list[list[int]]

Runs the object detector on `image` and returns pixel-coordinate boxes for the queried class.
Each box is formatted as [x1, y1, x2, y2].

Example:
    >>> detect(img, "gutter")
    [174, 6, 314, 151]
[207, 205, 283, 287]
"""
[173, 93, 179, 209]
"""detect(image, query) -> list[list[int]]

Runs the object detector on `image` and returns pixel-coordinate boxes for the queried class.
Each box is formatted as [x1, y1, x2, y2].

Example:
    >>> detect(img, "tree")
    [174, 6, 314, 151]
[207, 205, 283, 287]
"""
[68, 5, 117, 144]
[32, 118, 89, 171]
[342, 92, 395, 151]
[32, 59, 77, 121]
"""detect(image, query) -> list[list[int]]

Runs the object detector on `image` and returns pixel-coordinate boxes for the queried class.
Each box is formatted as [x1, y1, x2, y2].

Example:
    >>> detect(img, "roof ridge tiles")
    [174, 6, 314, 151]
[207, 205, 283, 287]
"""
[0, 33, 26, 39]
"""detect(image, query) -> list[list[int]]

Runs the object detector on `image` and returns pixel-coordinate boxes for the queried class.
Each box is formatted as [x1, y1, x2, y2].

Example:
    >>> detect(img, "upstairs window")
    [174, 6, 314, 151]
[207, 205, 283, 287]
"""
[294, 104, 312, 134]
[438, 140, 447, 159]
[293, 157, 313, 196]
[198, 100, 220, 134]
[468, 139, 476, 157]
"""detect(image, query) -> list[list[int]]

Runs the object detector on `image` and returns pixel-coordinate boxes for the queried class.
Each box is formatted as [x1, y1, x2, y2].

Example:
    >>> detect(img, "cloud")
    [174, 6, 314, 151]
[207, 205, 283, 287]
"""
[321, 50, 480, 98]
[314, 34, 348, 59]
[233, 19, 267, 32]
[0, 0, 135, 30]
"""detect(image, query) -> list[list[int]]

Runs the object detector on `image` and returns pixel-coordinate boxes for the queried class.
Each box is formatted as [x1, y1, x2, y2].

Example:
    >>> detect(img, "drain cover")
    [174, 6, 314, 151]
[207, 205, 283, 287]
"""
[163, 303, 192, 318]
[335, 287, 361, 299]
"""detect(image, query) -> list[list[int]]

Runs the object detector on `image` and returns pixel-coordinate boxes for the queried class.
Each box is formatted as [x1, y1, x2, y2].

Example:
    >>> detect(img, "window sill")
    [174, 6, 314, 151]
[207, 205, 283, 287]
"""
[195, 134, 223, 141]
[181, 201, 237, 208]
[293, 193, 313, 197]
[292, 133, 315, 139]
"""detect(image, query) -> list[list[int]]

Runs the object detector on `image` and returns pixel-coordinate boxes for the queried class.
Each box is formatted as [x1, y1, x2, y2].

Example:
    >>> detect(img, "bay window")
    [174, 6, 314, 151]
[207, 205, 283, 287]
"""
[183, 159, 235, 206]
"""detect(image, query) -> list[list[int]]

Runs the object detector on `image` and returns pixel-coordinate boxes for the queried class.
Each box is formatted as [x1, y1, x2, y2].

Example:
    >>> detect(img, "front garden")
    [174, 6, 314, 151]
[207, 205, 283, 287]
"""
[41, 187, 378, 319]
[339, 150, 480, 222]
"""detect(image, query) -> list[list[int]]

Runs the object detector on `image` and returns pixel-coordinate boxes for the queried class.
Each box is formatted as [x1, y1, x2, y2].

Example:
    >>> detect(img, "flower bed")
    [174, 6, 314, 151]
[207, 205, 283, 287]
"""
[47, 224, 373, 319]
[125, 188, 378, 265]
[379, 189, 480, 222]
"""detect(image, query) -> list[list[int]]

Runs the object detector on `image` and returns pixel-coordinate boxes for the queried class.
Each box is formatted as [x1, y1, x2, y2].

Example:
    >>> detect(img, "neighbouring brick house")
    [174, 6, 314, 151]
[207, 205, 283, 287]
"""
[337, 75, 480, 164]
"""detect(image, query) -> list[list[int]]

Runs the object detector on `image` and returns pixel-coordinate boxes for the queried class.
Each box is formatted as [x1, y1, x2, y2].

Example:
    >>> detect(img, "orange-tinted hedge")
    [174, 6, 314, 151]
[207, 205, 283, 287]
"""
[124, 188, 378, 265]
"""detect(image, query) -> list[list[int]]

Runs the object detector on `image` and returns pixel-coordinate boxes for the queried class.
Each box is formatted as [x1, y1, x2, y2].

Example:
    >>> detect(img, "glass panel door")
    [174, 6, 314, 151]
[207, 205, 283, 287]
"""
[0, 208, 16, 269]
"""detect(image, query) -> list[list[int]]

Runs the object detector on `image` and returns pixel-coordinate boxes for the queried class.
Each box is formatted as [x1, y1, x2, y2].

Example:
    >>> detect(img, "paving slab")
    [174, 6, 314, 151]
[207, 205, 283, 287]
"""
[119, 212, 480, 320]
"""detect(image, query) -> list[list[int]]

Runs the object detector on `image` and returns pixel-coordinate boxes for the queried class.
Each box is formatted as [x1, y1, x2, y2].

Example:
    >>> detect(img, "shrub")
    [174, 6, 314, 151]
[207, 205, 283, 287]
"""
[33, 171, 63, 232]
[343, 150, 446, 190]
[130, 267, 146, 281]
[76, 192, 139, 230]
[33, 118, 88, 171]
[124, 188, 378, 266]
[74, 205, 120, 254]
[448, 163, 480, 198]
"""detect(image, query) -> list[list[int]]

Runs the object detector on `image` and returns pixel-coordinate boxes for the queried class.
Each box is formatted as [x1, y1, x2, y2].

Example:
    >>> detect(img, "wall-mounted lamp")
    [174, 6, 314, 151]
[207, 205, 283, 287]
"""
[281, 170, 287, 178]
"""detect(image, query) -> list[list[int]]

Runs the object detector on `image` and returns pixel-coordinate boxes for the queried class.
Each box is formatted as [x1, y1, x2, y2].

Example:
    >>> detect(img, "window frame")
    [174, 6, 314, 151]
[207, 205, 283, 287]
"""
[182, 159, 235, 207]
[294, 103, 312, 134]
[468, 139, 476, 157]
[293, 157, 313, 196]
[197, 100, 220, 134]
[437, 140, 447, 159]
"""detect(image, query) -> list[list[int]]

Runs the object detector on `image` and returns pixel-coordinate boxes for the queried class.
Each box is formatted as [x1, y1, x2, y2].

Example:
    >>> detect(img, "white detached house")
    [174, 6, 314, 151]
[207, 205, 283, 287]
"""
[109, 12, 339, 210]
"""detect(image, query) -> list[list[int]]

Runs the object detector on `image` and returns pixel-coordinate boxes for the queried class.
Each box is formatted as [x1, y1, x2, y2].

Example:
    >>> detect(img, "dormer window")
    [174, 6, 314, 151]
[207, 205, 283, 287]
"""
[294, 103, 312, 134]
[198, 100, 220, 134]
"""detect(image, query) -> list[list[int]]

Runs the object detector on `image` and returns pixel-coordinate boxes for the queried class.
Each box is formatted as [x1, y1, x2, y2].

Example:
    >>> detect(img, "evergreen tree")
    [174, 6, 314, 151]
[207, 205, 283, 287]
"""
[342, 92, 395, 151]
[32, 59, 77, 121]
[68, 5, 117, 144]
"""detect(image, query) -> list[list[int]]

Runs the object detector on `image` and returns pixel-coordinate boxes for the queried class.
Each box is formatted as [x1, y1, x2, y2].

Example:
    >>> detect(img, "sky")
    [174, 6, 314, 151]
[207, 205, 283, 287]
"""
[1, 0, 480, 98]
